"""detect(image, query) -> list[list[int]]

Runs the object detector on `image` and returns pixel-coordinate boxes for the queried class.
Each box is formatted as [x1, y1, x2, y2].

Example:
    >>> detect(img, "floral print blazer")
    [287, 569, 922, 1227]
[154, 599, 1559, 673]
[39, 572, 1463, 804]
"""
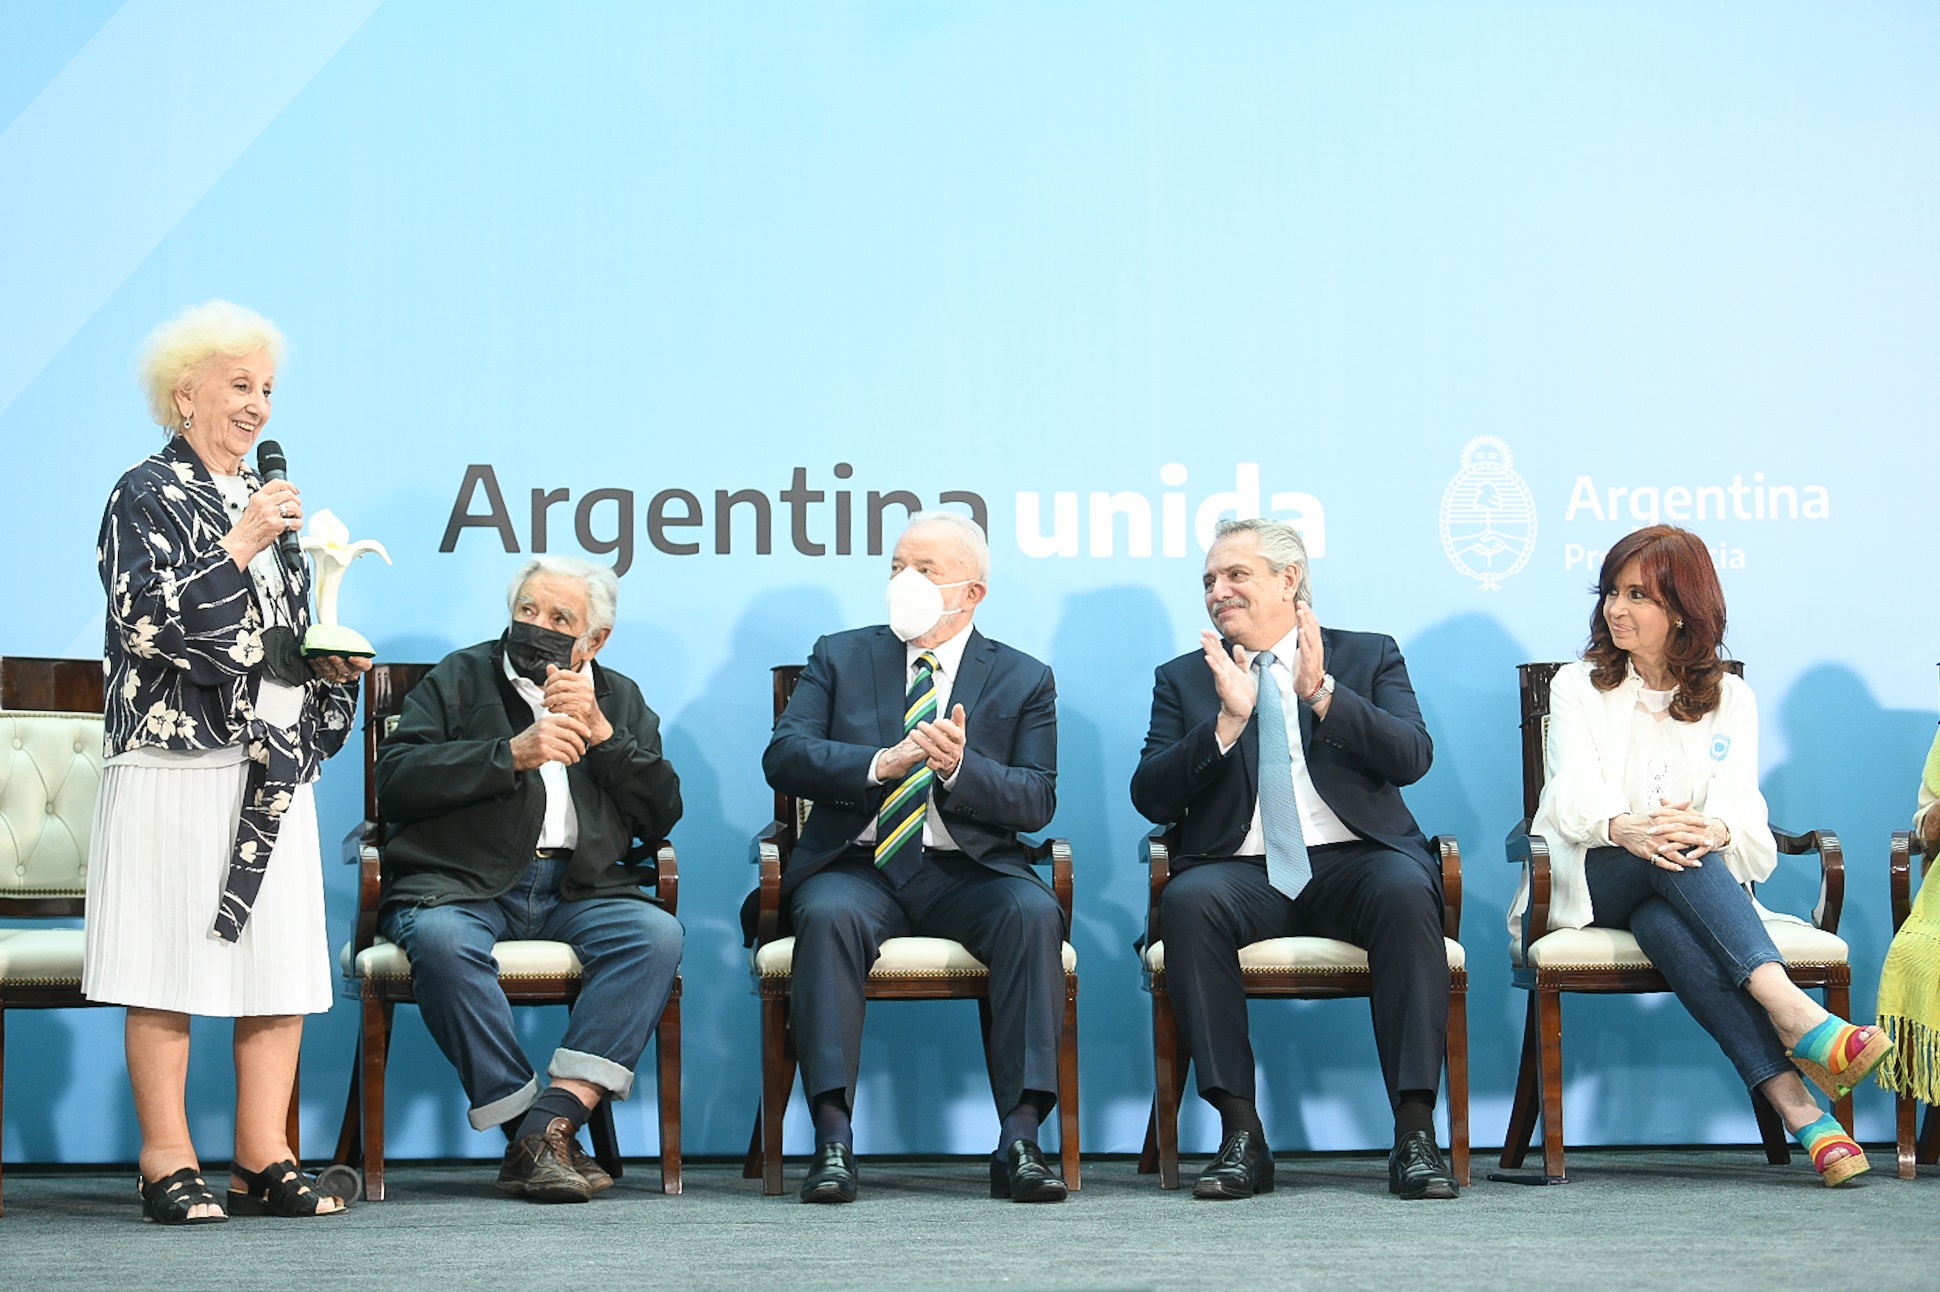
[97, 434, 358, 940]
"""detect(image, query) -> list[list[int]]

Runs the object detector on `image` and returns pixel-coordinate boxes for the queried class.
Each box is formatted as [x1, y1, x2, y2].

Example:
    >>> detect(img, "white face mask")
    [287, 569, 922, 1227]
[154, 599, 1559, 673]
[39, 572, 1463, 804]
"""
[887, 565, 972, 642]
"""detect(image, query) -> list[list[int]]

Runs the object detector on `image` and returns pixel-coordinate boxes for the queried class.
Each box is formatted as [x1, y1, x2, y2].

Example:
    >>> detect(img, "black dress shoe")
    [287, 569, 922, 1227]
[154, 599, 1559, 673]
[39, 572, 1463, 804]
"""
[800, 1142, 858, 1204]
[1192, 1130, 1274, 1199]
[1388, 1129, 1459, 1200]
[990, 1139, 1068, 1203]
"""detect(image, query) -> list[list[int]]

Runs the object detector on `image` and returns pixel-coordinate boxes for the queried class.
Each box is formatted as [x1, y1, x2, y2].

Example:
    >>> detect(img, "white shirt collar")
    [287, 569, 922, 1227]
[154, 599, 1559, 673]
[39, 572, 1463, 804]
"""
[502, 650, 591, 706]
[909, 625, 974, 676]
[1256, 627, 1301, 672]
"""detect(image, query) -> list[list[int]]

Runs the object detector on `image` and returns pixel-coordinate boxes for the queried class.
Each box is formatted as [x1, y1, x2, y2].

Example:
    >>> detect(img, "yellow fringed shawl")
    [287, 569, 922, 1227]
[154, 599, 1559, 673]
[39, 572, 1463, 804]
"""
[1876, 730, 1940, 1104]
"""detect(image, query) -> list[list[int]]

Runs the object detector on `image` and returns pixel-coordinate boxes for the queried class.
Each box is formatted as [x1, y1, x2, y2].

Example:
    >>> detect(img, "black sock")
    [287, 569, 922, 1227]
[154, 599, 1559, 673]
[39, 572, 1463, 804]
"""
[1205, 1088, 1265, 1141]
[512, 1086, 593, 1144]
[811, 1090, 853, 1151]
[1394, 1089, 1436, 1141]
[994, 1090, 1053, 1159]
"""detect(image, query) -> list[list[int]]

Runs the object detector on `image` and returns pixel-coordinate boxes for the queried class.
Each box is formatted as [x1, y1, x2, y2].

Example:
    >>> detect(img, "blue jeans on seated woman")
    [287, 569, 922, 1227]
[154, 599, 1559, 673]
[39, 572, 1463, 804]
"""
[1584, 845, 1793, 1091]
[379, 856, 684, 1132]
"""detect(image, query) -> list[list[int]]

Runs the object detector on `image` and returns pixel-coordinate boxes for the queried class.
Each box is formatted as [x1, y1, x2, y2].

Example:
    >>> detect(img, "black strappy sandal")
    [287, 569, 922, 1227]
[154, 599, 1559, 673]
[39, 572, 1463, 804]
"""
[226, 1159, 350, 1217]
[138, 1167, 228, 1225]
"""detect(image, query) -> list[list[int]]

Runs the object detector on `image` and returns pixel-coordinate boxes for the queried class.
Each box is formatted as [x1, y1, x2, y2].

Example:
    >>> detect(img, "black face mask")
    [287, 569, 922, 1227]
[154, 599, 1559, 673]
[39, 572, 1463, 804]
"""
[503, 621, 577, 685]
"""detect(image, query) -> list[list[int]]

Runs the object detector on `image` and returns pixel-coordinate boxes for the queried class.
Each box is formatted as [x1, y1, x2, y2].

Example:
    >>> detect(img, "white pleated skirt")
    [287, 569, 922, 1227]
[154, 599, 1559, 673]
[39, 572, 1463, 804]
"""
[83, 763, 332, 1016]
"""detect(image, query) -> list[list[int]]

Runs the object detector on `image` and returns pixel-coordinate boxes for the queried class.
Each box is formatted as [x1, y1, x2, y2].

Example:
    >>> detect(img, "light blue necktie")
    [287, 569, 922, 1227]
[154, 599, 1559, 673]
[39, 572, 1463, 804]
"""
[1253, 650, 1312, 900]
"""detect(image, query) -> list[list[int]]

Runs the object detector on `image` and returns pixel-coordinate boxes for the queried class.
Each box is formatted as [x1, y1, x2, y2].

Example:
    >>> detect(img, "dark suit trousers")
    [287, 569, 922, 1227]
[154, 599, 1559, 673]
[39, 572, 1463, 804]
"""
[1160, 841, 1448, 1109]
[788, 848, 1066, 1117]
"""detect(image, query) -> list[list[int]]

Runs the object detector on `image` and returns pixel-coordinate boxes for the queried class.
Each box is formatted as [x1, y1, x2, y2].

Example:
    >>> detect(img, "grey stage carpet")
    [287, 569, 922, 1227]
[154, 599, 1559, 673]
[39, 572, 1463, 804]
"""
[1, 1152, 1932, 1291]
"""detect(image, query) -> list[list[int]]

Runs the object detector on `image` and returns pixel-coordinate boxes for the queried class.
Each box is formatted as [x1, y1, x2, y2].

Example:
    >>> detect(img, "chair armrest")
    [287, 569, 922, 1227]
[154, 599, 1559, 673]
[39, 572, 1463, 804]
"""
[653, 842, 678, 917]
[1017, 837, 1076, 925]
[355, 841, 382, 955]
[753, 821, 786, 946]
[1144, 828, 1174, 951]
[1773, 826, 1842, 935]
[1892, 830, 1916, 932]
[1430, 834, 1461, 942]
[1505, 819, 1552, 945]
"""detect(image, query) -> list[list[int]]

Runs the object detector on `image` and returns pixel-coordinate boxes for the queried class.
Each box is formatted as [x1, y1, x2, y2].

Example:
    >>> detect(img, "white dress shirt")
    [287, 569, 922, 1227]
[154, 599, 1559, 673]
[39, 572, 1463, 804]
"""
[1219, 627, 1358, 853]
[503, 652, 582, 851]
[855, 628, 971, 852]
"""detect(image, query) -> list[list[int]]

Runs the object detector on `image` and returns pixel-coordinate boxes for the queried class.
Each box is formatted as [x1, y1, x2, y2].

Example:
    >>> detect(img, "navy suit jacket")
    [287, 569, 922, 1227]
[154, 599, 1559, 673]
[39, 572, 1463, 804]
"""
[763, 624, 1059, 895]
[1131, 626, 1435, 877]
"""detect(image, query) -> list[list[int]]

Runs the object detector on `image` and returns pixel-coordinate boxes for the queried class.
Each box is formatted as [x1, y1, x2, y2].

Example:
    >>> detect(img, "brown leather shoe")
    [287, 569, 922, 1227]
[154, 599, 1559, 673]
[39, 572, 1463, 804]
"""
[496, 1117, 593, 1203]
[564, 1134, 614, 1194]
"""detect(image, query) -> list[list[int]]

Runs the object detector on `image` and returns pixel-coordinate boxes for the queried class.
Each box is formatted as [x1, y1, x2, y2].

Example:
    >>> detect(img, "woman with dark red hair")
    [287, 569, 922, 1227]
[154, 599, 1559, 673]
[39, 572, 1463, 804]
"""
[1510, 524, 1889, 1185]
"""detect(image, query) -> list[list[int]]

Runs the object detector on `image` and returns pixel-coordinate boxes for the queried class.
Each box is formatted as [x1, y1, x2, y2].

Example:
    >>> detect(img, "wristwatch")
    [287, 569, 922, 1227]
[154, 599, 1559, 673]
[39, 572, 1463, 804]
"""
[1300, 672, 1335, 707]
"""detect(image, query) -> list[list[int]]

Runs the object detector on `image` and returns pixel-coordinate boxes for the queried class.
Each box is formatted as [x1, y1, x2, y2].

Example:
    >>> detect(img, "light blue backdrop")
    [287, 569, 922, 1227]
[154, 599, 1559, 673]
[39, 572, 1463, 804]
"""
[3, 1, 1936, 1165]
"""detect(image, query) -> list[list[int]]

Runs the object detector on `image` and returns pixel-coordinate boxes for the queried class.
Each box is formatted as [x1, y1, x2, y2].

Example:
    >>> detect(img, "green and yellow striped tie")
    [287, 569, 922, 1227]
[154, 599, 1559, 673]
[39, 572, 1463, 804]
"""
[875, 650, 940, 883]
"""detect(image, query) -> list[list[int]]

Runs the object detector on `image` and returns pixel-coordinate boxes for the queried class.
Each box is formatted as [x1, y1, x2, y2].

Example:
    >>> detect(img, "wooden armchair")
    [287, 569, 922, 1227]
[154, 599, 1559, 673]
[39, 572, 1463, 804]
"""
[741, 664, 1081, 1195]
[1888, 827, 1939, 1179]
[1135, 826, 1471, 1189]
[327, 663, 682, 1200]
[0, 656, 306, 1213]
[1498, 661, 1850, 1183]
[0, 657, 109, 1216]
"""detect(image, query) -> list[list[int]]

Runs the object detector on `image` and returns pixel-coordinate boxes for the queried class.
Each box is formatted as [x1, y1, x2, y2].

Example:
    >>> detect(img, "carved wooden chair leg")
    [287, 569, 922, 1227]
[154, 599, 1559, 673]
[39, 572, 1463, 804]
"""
[286, 1067, 302, 1165]
[743, 1110, 765, 1180]
[1750, 1087, 1790, 1165]
[1138, 1101, 1161, 1175]
[1536, 987, 1567, 1180]
[1446, 978, 1471, 1188]
[657, 993, 681, 1195]
[1897, 1092, 1919, 1179]
[361, 996, 393, 1202]
[1152, 984, 1183, 1190]
[1057, 978, 1081, 1189]
[588, 1097, 622, 1176]
[1499, 995, 1541, 1169]
[759, 992, 794, 1196]
[331, 1042, 363, 1168]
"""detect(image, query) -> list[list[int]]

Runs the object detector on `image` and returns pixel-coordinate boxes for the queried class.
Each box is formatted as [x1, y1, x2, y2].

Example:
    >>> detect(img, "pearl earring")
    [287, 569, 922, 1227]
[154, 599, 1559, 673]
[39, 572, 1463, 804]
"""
[182, 412, 193, 430]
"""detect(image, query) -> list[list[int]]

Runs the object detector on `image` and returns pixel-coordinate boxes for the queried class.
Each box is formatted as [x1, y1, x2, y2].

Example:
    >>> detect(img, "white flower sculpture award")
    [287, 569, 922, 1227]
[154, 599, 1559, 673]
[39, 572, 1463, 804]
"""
[298, 509, 392, 659]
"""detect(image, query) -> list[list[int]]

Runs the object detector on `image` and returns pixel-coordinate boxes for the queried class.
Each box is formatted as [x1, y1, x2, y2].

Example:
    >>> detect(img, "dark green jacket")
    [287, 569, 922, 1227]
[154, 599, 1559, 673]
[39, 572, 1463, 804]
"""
[375, 639, 682, 908]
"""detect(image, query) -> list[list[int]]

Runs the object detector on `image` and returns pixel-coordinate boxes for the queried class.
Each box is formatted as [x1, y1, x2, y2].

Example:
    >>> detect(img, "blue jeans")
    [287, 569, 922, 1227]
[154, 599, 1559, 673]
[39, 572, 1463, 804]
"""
[380, 857, 683, 1130]
[1583, 846, 1793, 1090]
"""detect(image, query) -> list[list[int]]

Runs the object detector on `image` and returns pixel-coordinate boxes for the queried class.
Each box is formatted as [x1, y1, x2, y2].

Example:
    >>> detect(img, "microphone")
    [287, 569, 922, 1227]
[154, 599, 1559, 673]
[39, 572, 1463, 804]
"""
[255, 439, 305, 571]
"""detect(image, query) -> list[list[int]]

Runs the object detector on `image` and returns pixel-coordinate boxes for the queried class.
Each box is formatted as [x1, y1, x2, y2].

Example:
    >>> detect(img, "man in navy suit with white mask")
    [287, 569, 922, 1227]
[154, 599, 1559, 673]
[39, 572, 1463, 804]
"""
[763, 511, 1066, 1205]
[1133, 517, 1457, 1201]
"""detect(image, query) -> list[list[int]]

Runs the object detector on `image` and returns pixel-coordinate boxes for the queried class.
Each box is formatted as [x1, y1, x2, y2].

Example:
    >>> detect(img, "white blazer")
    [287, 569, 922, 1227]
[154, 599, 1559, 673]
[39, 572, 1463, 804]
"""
[1508, 660, 1778, 939]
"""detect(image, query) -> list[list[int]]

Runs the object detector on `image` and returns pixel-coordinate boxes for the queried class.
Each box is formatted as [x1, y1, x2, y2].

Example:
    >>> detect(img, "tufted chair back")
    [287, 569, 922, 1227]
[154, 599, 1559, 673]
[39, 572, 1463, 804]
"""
[0, 711, 104, 907]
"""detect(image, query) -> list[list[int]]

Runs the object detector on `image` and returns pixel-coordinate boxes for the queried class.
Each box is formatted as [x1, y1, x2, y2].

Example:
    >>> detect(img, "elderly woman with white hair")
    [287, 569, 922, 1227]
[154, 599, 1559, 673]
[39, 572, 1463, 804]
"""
[88, 301, 366, 1223]
[371, 556, 683, 1205]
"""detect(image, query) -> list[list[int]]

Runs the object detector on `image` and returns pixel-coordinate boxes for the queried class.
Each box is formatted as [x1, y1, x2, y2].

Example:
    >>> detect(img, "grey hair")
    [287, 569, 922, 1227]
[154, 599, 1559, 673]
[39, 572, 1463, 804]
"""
[902, 509, 991, 583]
[1214, 517, 1312, 605]
[507, 555, 619, 634]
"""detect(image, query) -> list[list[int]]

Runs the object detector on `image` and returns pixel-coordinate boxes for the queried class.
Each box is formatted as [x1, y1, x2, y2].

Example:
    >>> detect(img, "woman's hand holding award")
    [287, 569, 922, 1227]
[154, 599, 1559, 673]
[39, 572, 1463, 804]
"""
[299, 509, 391, 659]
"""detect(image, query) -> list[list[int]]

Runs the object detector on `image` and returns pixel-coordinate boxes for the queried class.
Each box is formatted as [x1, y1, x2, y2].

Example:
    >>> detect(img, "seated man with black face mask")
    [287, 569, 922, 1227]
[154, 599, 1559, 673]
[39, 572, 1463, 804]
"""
[375, 556, 683, 1203]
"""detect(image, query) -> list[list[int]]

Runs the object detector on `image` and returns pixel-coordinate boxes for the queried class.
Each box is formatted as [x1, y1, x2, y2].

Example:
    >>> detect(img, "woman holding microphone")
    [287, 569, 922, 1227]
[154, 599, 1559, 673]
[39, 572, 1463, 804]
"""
[87, 301, 365, 1223]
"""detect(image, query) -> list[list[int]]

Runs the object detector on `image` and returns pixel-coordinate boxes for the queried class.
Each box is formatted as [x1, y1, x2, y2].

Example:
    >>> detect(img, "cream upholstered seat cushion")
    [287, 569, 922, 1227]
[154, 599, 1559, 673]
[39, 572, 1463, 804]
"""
[753, 934, 1078, 978]
[341, 936, 586, 982]
[0, 712, 103, 899]
[1514, 919, 1849, 970]
[0, 928, 85, 986]
[1142, 936, 1466, 975]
